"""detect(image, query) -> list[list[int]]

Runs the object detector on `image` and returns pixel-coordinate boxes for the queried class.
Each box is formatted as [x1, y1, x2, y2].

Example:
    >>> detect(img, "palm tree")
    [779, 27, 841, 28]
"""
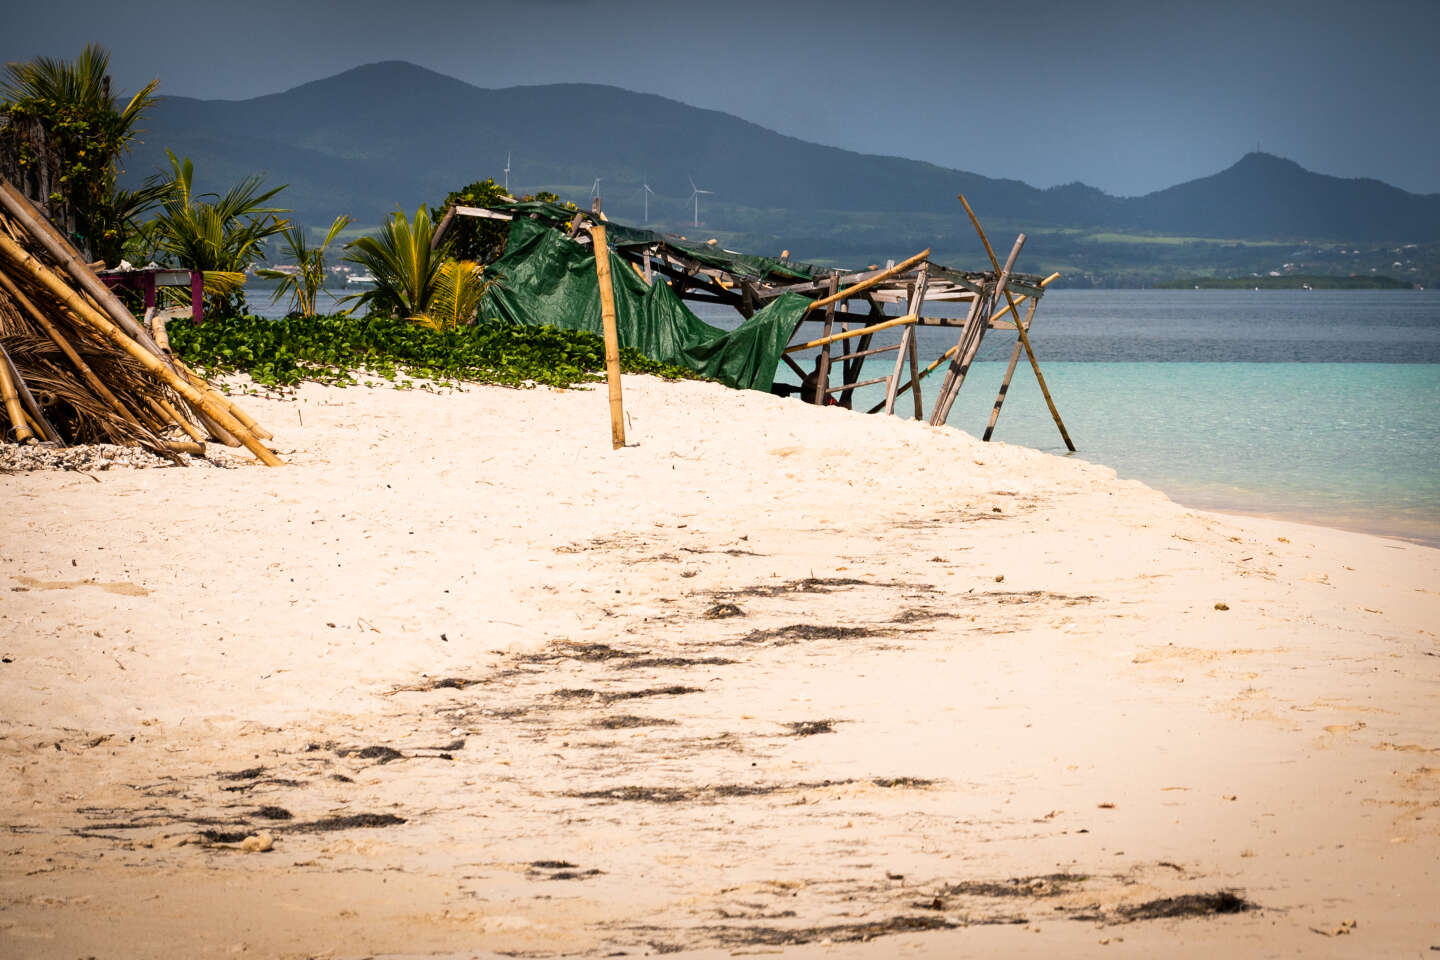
[343, 207, 448, 319]
[147, 151, 289, 314]
[255, 215, 352, 317]
[1, 44, 159, 264]
[417, 259, 499, 331]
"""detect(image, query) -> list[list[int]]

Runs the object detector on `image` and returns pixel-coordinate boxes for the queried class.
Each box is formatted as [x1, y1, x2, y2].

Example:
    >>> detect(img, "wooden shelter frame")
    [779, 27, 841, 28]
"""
[436, 200, 1073, 448]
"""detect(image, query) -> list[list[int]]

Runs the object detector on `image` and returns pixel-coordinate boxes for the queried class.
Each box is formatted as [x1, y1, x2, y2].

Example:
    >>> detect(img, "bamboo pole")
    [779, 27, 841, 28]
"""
[885, 266, 929, 415]
[804, 249, 929, 313]
[175, 360, 273, 440]
[958, 194, 1074, 451]
[589, 224, 625, 449]
[982, 295, 1041, 441]
[784, 311, 918, 353]
[0, 180, 169, 361]
[931, 234, 1024, 426]
[0, 340, 35, 442]
[813, 274, 839, 404]
[0, 231, 283, 465]
[0, 267, 145, 430]
[865, 272, 1059, 414]
[147, 396, 207, 444]
[4, 347, 61, 442]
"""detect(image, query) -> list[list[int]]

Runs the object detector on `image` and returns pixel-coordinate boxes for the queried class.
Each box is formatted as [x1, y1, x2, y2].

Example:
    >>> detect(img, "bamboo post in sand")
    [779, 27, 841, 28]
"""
[0, 340, 34, 443]
[589, 224, 625, 449]
[982, 294, 1041, 441]
[959, 194, 1074, 451]
[927, 282, 991, 425]
[0, 231, 282, 465]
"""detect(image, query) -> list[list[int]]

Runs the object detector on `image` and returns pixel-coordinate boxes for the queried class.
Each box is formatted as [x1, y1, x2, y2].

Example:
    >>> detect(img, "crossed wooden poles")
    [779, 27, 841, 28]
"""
[780, 195, 1073, 450]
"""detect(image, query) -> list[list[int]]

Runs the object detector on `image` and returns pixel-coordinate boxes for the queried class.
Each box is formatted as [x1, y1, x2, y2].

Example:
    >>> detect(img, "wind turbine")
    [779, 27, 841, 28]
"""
[688, 176, 713, 228]
[640, 175, 655, 224]
[503, 152, 511, 193]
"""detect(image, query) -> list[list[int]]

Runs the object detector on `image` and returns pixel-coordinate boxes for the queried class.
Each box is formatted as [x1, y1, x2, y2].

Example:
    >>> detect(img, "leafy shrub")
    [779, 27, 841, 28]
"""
[167, 312, 700, 389]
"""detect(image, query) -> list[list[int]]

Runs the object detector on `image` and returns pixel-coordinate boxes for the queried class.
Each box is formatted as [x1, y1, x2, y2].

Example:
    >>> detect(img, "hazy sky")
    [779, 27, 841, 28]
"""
[5, 0, 1438, 196]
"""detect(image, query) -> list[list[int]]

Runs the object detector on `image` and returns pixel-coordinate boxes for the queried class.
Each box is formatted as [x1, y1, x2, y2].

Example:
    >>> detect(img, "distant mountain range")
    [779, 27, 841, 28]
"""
[123, 61, 1440, 285]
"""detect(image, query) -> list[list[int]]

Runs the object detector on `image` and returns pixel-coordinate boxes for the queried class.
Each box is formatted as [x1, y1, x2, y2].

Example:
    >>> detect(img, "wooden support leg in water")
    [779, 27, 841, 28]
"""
[982, 295, 1041, 441]
[590, 224, 625, 449]
[931, 234, 1025, 426]
[928, 283, 991, 426]
[959, 194, 1074, 451]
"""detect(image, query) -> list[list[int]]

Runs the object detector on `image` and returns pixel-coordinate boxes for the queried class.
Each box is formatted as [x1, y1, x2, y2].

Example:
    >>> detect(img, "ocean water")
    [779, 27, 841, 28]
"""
[726, 290, 1440, 545]
[255, 287, 1440, 544]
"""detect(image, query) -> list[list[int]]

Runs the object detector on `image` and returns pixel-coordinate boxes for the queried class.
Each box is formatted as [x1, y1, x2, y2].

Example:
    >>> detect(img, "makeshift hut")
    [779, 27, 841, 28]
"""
[439, 197, 1073, 448]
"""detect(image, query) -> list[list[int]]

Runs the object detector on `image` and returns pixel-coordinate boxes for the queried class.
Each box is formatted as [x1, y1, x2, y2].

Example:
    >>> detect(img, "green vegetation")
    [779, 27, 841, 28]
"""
[1, 43, 159, 265]
[166, 313, 699, 390]
[147, 150, 290, 313]
[255, 215, 351, 317]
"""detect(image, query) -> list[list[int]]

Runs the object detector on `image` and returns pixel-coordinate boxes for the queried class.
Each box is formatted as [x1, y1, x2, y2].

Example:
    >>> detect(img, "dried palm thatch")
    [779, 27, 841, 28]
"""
[0, 176, 280, 465]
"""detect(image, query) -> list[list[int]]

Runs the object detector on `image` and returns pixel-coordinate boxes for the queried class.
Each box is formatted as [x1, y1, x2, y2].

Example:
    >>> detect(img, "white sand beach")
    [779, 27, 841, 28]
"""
[1, 374, 1437, 958]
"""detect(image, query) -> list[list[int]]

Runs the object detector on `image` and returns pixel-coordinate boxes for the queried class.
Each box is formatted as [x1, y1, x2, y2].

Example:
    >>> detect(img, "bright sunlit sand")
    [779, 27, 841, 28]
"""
[2, 375, 1437, 958]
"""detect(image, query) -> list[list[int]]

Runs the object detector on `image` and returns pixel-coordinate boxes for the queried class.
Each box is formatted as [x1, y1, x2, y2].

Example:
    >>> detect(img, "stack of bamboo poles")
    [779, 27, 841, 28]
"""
[0, 177, 280, 466]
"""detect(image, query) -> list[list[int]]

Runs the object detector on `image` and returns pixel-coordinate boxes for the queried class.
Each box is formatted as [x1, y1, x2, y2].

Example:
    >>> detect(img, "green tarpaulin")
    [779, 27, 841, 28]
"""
[479, 218, 809, 392]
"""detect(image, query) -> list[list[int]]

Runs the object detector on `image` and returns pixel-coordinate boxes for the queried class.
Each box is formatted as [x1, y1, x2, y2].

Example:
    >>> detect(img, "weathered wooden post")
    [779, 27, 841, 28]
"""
[590, 223, 626, 449]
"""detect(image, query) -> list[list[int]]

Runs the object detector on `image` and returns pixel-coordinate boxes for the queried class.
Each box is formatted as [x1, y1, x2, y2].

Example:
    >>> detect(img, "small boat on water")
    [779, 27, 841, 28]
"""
[347, 273, 376, 285]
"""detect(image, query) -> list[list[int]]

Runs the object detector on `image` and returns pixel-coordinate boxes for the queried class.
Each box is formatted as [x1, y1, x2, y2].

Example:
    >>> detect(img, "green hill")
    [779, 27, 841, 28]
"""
[123, 61, 1440, 286]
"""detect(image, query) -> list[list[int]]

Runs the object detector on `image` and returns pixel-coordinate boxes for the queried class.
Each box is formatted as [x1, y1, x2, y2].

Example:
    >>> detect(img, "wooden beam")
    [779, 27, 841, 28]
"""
[930, 234, 1025, 426]
[811, 273, 839, 405]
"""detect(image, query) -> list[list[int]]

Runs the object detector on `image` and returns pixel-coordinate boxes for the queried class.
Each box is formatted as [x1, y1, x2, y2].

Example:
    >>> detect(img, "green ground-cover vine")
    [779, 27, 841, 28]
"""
[167, 313, 701, 389]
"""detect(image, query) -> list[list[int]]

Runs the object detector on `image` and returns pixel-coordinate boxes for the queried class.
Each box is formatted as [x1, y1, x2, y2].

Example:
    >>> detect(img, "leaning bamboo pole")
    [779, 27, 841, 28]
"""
[805, 249, 930, 313]
[590, 224, 625, 450]
[0, 231, 282, 466]
[0, 340, 34, 443]
[0, 267, 145, 430]
[958, 194, 1074, 451]
[0, 180, 169, 361]
[866, 272, 1059, 414]
[784, 312, 918, 353]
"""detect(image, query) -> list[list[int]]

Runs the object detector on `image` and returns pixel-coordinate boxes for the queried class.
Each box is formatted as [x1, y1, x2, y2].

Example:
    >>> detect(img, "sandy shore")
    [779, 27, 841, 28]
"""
[1, 374, 1437, 958]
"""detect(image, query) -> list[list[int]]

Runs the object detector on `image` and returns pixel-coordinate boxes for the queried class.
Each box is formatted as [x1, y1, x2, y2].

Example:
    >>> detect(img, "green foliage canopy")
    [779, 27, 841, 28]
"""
[0, 43, 159, 264]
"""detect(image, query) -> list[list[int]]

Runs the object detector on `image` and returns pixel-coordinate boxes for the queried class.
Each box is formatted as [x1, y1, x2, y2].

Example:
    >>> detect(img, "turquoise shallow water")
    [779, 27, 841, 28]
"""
[754, 290, 1440, 545]
[844, 361, 1440, 545]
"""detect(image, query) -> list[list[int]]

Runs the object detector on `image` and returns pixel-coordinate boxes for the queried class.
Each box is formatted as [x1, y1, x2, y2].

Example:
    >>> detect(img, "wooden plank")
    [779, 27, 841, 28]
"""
[907, 322, 924, 420]
[453, 205, 513, 220]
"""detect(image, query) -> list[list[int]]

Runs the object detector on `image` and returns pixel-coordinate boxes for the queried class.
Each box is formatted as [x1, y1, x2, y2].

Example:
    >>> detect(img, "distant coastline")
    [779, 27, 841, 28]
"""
[1159, 274, 1417, 290]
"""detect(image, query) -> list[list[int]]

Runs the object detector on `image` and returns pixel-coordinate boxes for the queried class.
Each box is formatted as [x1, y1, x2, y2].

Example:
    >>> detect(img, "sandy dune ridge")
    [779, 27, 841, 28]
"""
[1, 374, 1437, 958]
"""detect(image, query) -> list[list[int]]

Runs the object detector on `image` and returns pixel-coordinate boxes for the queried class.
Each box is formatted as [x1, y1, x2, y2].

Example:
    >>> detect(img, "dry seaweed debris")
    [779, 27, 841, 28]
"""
[0, 177, 277, 463]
